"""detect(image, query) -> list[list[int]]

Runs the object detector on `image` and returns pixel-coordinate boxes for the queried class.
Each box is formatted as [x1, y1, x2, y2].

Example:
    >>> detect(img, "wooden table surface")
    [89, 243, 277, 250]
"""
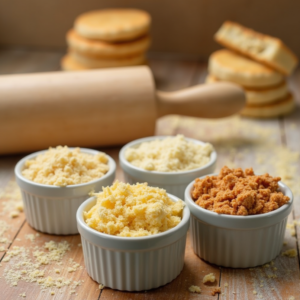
[0, 49, 300, 300]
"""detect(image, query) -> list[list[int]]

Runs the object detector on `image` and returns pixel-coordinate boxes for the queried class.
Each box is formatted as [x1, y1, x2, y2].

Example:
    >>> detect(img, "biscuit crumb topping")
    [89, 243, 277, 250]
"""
[192, 166, 290, 215]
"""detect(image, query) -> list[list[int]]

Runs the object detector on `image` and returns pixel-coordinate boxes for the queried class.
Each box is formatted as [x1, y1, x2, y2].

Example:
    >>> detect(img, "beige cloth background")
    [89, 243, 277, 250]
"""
[0, 0, 299, 59]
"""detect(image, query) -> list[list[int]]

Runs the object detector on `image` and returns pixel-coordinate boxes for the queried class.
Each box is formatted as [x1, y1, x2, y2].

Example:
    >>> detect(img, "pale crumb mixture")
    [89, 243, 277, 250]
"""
[203, 273, 216, 283]
[85, 181, 184, 237]
[125, 134, 213, 172]
[282, 249, 297, 257]
[192, 166, 290, 215]
[188, 285, 201, 293]
[211, 287, 221, 296]
[22, 146, 109, 186]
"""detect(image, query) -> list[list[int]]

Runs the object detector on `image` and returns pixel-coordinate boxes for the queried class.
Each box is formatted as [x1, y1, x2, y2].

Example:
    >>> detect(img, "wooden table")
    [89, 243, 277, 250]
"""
[0, 49, 300, 300]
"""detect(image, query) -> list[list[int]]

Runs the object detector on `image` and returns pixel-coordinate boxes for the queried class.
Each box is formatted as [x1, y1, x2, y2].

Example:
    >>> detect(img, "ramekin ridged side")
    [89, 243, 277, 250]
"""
[185, 179, 293, 268]
[15, 148, 116, 235]
[119, 136, 217, 200]
[77, 194, 190, 291]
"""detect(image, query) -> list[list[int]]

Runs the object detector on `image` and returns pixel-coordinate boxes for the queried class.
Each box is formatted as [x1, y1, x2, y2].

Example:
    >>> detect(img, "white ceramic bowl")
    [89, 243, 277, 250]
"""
[77, 193, 190, 291]
[185, 175, 293, 268]
[119, 136, 217, 200]
[15, 148, 116, 235]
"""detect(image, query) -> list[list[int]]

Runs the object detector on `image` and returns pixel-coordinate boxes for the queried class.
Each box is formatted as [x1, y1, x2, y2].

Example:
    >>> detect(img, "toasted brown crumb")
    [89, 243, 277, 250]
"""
[192, 166, 290, 215]
[211, 287, 221, 296]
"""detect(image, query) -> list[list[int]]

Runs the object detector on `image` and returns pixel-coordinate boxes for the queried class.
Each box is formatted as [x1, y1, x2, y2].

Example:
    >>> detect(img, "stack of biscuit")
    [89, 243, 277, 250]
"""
[61, 9, 151, 71]
[206, 21, 298, 118]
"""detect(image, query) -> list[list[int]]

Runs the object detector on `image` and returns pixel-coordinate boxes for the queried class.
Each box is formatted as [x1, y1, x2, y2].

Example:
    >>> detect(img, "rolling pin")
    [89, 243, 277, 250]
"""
[0, 66, 245, 155]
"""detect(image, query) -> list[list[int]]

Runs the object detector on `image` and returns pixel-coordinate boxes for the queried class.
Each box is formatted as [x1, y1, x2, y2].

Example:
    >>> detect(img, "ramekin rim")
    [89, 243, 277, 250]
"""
[185, 174, 293, 220]
[77, 192, 190, 241]
[119, 135, 217, 176]
[14, 147, 116, 189]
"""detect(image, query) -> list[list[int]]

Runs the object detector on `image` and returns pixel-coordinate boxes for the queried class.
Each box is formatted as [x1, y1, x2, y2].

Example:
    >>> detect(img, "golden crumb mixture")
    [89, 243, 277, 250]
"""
[84, 181, 184, 237]
[192, 166, 290, 215]
[125, 134, 213, 172]
[22, 146, 109, 186]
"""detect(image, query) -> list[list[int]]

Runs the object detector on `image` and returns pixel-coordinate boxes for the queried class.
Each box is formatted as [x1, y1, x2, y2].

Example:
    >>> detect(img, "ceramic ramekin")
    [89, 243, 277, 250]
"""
[185, 176, 293, 268]
[77, 193, 190, 291]
[119, 136, 217, 200]
[15, 148, 116, 235]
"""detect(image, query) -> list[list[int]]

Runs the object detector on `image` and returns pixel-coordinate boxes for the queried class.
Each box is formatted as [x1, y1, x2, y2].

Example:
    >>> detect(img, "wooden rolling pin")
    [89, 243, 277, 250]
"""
[0, 66, 245, 155]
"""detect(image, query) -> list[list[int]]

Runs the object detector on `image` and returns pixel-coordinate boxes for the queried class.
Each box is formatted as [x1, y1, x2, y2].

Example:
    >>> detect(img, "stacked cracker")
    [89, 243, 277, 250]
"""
[207, 21, 298, 118]
[61, 9, 151, 71]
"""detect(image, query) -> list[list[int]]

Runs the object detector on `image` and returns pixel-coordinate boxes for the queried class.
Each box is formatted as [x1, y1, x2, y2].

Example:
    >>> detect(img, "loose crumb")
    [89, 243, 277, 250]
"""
[253, 290, 257, 295]
[192, 166, 290, 215]
[99, 284, 105, 290]
[203, 273, 216, 283]
[10, 211, 19, 218]
[50, 291, 55, 295]
[189, 285, 201, 293]
[19, 293, 26, 298]
[282, 249, 297, 257]
[211, 287, 221, 296]
[224, 282, 228, 287]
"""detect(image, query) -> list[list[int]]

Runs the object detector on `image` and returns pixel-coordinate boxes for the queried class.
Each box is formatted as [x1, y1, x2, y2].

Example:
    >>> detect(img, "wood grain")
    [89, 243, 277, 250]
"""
[0, 50, 300, 300]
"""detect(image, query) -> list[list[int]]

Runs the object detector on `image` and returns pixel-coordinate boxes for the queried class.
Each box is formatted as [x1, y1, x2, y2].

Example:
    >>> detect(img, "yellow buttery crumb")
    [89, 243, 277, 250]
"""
[282, 249, 297, 257]
[203, 273, 216, 283]
[189, 285, 201, 293]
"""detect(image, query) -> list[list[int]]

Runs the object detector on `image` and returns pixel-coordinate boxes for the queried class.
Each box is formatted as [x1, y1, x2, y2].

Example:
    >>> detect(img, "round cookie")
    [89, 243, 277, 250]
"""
[69, 51, 145, 68]
[61, 54, 88, 71]
[206, 75, 288, 105]
[240, 94, 294, 118]
[208, 49, 284, 88]
[74, 9, 151, 42]
[67, 29, 150, 59]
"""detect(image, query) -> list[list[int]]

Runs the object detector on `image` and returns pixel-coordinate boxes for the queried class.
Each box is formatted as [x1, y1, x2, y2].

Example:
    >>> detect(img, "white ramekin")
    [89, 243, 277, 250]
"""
[77, 193, 190, 291]
[119, 136, 217, 200]
[15, 148, 116, 235]
[185, 176, 293, 268]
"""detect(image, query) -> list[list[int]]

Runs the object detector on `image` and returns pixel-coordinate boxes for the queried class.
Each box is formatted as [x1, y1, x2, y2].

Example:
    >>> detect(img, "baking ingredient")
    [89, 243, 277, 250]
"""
[211, 287, 221, 296]
[188, 285, 201, 293]
[84, 181, 184, 237]
[192, 166, 290, 215]
[282, 249, 297, 258]
[203, 273, 216, 283]
[125, 135, 213, 172]
[22, 146, 109, 186]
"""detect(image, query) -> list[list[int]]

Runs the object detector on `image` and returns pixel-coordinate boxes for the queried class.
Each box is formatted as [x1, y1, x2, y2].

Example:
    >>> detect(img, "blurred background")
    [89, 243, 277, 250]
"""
[0, 0, 299, 59]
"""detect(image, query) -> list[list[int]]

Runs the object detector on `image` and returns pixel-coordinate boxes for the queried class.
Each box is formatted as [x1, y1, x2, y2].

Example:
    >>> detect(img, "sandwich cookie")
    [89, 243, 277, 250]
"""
[214, 21, 298, 75]
[69, 51, 145, 68]
[240, 93, 294, 118]
[206, 75, 288, 105]
[209, 49, 284, 88]
[74, 9, 151, 42]
[67, 29, 150, 59]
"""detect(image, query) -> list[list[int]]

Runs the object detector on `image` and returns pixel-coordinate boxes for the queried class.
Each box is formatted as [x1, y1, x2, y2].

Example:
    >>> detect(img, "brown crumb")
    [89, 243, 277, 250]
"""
[192, 166, 290, 215]
[211, 287, 221, 296]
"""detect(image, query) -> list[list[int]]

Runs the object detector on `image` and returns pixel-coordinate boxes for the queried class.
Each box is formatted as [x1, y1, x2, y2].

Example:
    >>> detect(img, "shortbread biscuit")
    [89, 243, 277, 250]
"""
[67, 29, 150, 58]
[75, 9, 151, 42]
[241, 93, 294, 118]
[206, 75, 288, 105]
[61, 54, 87, 71]
[69, 51, 145, 68]
[215, 21, 298, 75]
[209, 49, 283, 88]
